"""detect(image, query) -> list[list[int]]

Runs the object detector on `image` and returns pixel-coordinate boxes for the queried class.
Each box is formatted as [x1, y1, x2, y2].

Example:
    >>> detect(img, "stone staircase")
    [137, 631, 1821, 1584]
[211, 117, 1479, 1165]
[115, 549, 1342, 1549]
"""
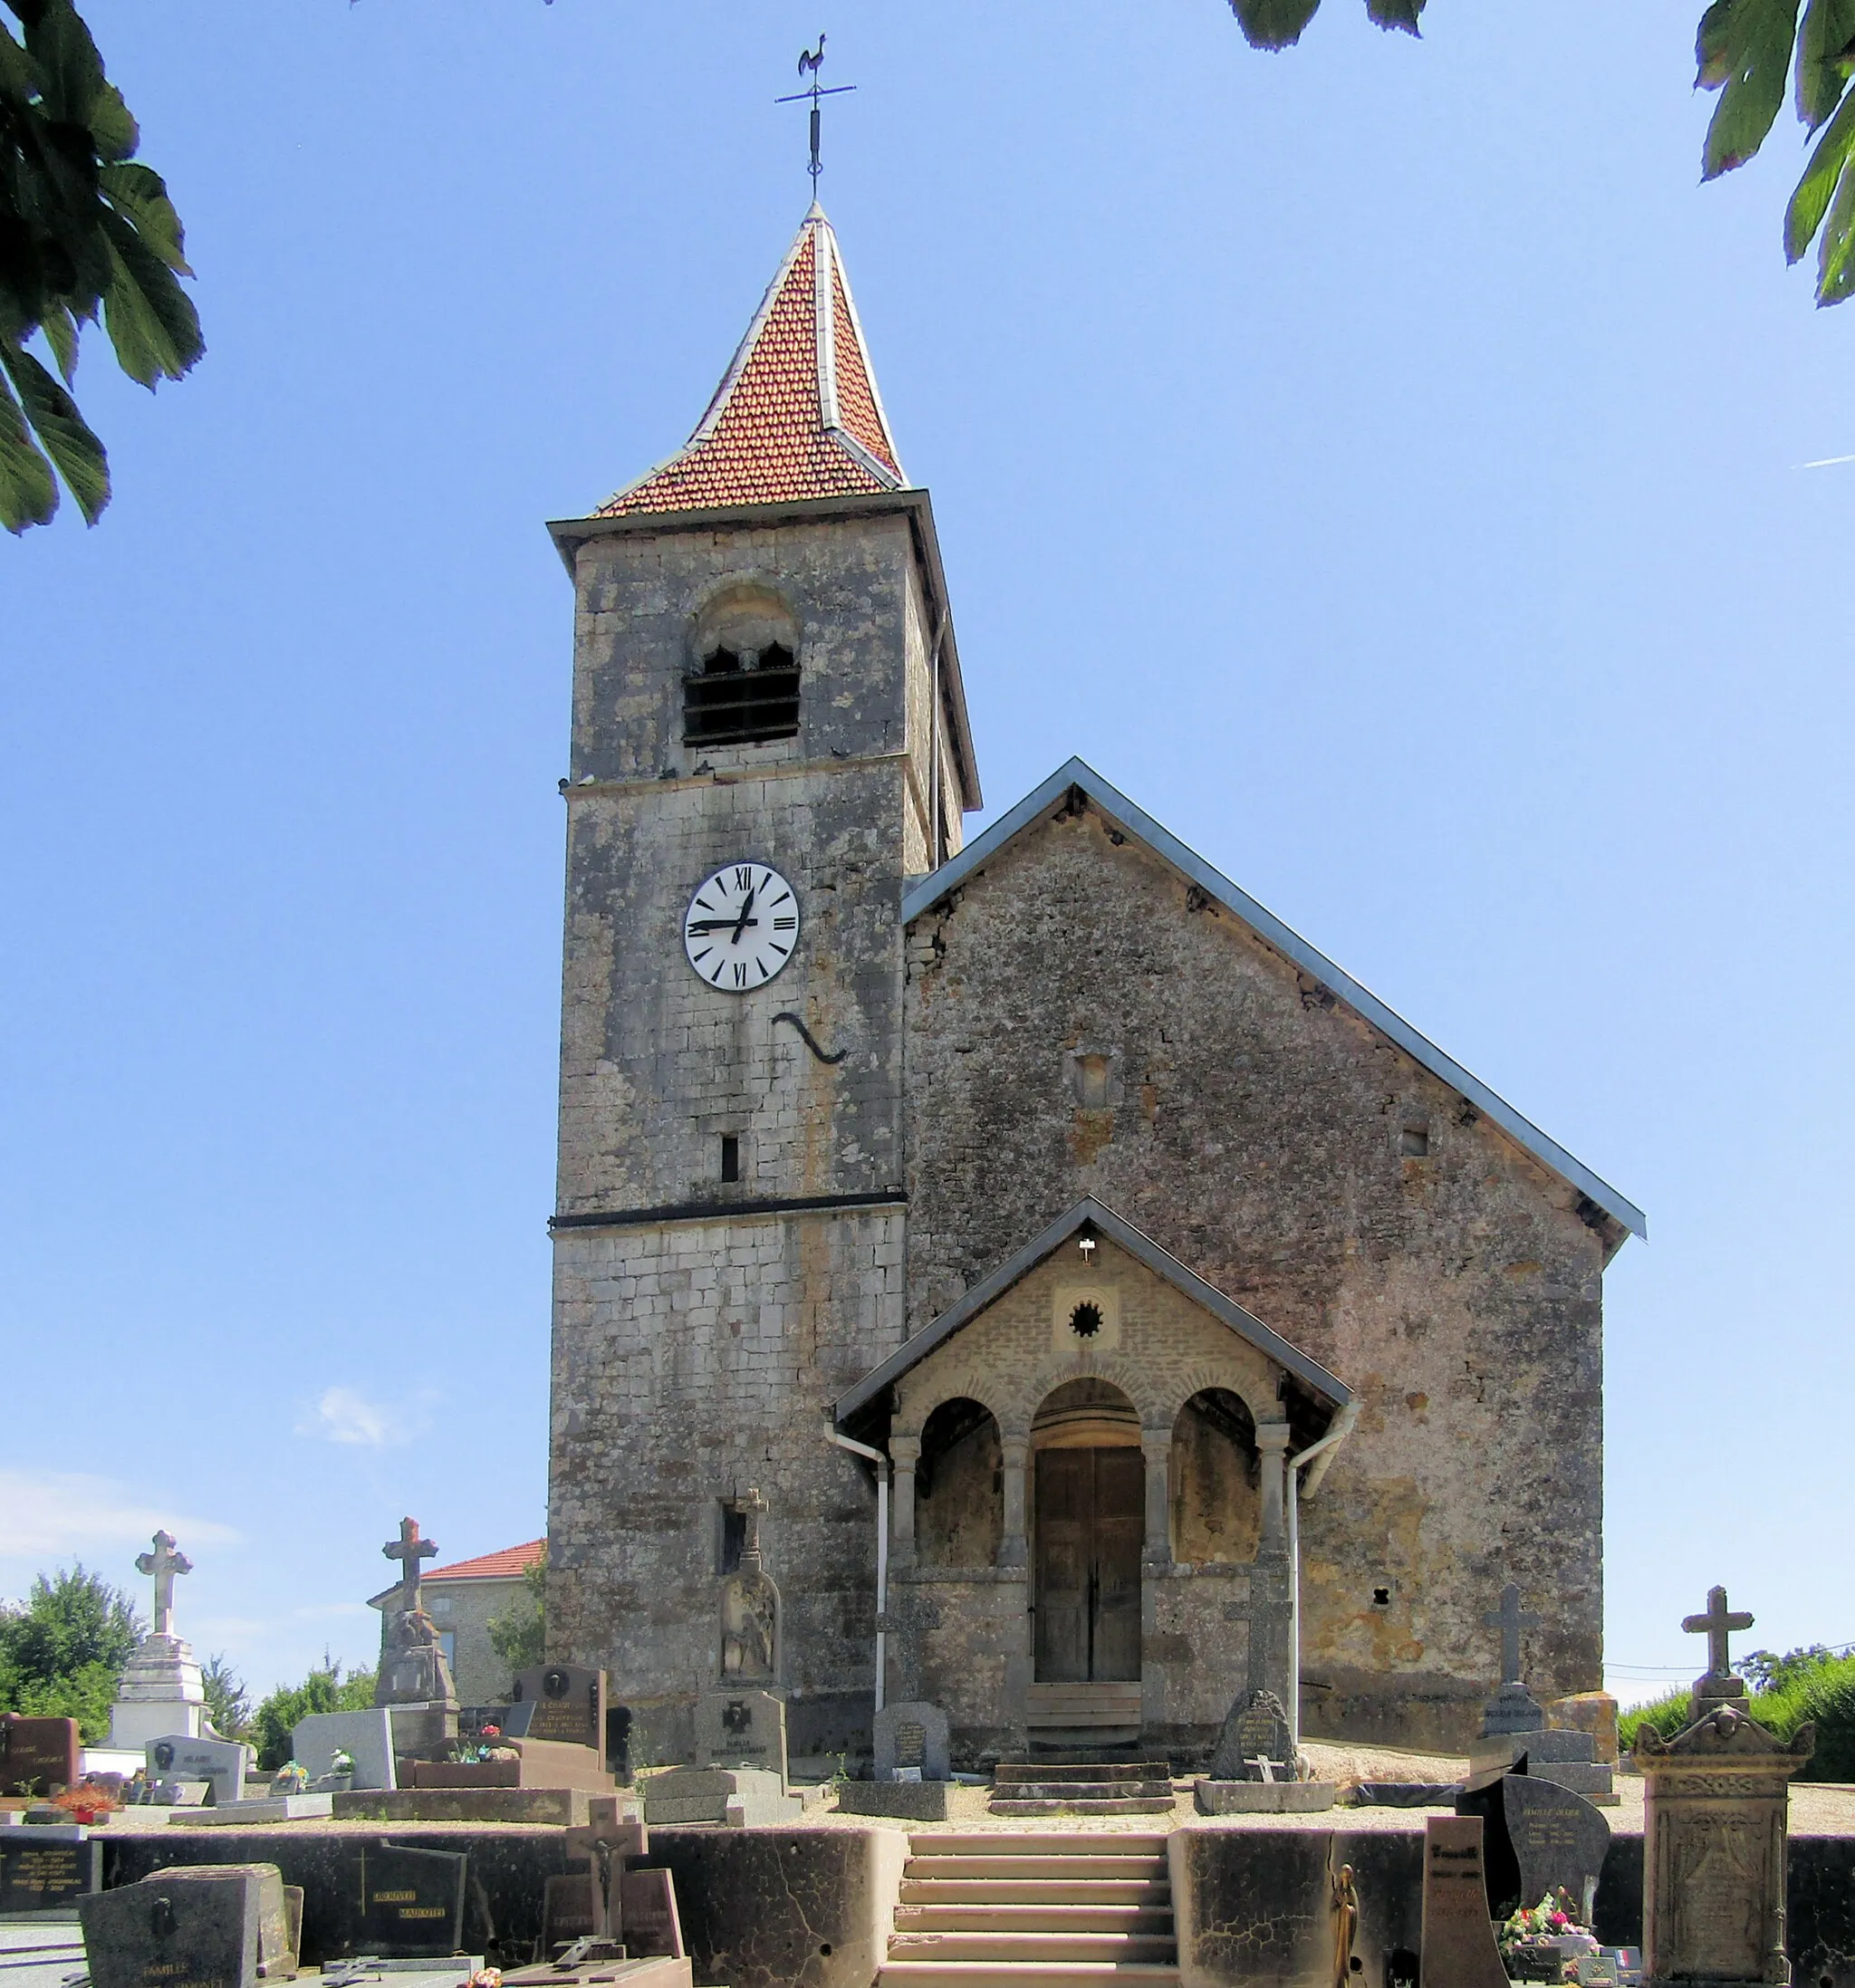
[989, 1762, 1176, 1817]
[880, 1830, 1179, 1988]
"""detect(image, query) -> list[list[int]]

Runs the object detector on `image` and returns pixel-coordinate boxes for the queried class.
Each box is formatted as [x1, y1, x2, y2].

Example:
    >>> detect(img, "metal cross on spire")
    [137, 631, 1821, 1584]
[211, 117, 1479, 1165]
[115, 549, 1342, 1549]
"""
[777, 34, 856, 190]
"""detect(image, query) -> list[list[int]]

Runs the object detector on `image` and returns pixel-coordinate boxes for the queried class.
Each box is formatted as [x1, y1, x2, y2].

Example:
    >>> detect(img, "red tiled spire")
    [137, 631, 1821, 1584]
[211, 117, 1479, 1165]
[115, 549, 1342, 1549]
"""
[600, 206, 906, 517]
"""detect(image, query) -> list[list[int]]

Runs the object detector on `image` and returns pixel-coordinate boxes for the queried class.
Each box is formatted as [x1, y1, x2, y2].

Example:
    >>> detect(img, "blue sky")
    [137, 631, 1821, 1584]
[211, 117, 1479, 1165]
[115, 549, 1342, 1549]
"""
[4, 1, 1850, 1711]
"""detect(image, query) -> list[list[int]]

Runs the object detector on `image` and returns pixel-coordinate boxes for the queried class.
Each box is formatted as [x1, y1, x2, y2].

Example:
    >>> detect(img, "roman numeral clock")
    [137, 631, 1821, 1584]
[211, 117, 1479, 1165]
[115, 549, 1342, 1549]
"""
[683, 862, 800, 991]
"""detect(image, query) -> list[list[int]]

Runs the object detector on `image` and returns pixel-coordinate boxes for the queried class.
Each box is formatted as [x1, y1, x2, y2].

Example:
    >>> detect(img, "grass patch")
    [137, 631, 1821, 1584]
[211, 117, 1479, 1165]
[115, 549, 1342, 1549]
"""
[1617, 1653, 1855, 1781]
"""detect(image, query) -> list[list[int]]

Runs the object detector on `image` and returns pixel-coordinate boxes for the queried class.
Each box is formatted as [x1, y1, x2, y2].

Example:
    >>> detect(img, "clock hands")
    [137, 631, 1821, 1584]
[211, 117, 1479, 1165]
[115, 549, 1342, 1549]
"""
[686, 916, 757, 936]
[729, 879, 759, 945]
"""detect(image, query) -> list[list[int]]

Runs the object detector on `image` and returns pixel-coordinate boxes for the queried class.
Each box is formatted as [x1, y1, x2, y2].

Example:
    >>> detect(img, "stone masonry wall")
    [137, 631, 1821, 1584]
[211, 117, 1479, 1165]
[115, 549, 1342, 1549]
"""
[549, 504, 956, 1763]
[903, 795, 1611, 1751]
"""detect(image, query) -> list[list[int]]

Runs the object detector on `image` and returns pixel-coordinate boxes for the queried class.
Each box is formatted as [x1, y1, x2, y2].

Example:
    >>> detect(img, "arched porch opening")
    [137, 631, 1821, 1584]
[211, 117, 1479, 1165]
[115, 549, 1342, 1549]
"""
[1170, 1386, 1262, 1567]
[1029, 1378, 1142, 1683]
[916, 1397, 1003, 1570]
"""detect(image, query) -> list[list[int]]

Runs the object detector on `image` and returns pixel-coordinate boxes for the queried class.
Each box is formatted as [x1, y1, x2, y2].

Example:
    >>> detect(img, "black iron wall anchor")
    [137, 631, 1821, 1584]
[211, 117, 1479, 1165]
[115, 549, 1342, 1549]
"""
[774, 1012, 847, 1064]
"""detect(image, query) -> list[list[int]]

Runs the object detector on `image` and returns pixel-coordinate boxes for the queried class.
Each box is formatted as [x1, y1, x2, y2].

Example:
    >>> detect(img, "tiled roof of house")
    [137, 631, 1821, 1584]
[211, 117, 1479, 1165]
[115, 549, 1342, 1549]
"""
[599, 205, 906, 517]
[424, 1539, 545, 1583]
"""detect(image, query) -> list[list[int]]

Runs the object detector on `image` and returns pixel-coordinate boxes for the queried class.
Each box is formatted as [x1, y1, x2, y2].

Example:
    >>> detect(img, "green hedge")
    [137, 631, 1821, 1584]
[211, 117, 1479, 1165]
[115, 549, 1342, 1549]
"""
[1617, 1654, 1855, 1782]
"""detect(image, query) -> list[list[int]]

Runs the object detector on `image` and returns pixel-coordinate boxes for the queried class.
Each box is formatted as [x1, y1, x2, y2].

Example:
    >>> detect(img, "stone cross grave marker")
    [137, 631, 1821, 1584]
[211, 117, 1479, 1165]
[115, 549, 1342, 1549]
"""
[0, 1712, 80, 1795]
[134, 1532, 193, 1639]
[384, 1517, 438, 1615]
[1418, 1814, 1511, 1988]
[1682, 1583, 1754, 1714]
[1482, 1582, 1547, 1736]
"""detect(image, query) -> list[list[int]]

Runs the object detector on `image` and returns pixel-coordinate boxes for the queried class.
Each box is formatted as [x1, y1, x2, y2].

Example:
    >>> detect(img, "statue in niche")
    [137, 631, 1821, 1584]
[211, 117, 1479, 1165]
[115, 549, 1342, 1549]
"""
[717, 1488, 780, 1684]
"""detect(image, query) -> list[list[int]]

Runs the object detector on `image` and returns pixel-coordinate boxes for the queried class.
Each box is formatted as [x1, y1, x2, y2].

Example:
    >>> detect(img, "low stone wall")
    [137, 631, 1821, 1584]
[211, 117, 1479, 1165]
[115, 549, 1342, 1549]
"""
[102, 1823, 909, 1988]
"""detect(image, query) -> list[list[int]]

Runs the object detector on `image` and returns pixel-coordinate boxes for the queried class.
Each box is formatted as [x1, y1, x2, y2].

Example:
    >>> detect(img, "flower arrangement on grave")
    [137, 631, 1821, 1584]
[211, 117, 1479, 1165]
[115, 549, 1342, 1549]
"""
[331, 1751, 354, 1774]
[1498, 1890, 1600, 1982]
[51, 1779, 120, 1823]
[270, 1762, 309, 1794]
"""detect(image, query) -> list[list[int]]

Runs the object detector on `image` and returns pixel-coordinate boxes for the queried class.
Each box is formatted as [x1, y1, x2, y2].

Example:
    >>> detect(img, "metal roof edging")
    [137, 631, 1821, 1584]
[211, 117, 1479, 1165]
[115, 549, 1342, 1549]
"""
[901, 759, 1646, 1242]
[833, 1193, 1352, 1425]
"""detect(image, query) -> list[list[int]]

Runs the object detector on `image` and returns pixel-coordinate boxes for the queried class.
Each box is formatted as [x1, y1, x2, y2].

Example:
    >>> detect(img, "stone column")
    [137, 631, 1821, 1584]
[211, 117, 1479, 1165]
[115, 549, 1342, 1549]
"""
[889, 1435, 920, 1572]
[998, 1433, 1029, 1570]
[1248, 1422, 1293, 1705]
[1139, 1427, 1172, 1568]
[1256, 1421, 1290, 1551]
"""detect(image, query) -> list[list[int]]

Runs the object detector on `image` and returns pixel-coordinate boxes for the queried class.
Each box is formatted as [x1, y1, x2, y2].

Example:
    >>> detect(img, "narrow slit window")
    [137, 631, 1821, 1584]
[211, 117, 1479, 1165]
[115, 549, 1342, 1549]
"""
[720, 1133, 740, 1183]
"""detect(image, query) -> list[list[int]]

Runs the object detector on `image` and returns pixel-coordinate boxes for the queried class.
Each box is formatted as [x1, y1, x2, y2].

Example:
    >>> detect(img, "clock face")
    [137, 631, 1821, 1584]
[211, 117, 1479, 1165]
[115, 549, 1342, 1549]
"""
[683, 861, 801, 992]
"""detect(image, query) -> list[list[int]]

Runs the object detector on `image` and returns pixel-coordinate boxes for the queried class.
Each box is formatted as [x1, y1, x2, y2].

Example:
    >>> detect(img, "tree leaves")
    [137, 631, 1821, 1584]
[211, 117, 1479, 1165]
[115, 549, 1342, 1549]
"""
[1228, 0, 1323, 53]
[1697, 0, 1800, 176]
[1795, 0, 1855, 126]
[1366, 0, 1426, 34]
[0, 0, 199, 530]
[1785, 81, 1855, 253]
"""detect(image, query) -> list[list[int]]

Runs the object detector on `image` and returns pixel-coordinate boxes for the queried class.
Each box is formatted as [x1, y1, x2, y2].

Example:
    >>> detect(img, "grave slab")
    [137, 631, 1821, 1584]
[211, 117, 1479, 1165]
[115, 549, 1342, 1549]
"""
[693, 1691, 787, 1783]
[1208, 1689, 1297, 1782]
[641, 1768, 799, 1827]
[0, 1720, 80, 1800]
[511, 1665, 608, 1753]
[188, 1795, 333, 1826]
[833, 1780, 951, 1820]
[148, 1736, 252, 1810]
[79, 1859, 291, 1988]
[1196, 1780, 1336, 1814]
[0, 1833, 100, 1916]
[292, 1710, 396, 1791]
[871, 1702, 948, 1783]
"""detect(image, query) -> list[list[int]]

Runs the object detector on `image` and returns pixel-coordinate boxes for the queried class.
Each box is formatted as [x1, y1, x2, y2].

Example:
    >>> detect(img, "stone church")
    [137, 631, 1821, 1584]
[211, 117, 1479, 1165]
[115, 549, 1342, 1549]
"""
[543, 205, 1644, 1767]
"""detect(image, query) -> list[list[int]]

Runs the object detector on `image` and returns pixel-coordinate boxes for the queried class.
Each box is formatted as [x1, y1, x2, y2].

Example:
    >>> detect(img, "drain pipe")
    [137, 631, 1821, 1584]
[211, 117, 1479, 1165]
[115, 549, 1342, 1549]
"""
[1283, 1401, 1360, 1750]
[828, 1428, 890, 1714]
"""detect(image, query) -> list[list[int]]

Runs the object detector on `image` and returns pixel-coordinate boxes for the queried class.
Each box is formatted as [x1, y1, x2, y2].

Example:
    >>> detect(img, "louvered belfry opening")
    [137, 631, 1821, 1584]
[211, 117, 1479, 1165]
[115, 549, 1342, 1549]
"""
[684, 585, 802, 747]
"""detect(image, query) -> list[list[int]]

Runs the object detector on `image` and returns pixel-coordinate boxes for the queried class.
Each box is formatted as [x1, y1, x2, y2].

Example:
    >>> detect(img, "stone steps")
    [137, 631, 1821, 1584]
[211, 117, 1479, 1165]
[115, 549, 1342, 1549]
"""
[879, 1828, 1177, 1988]
[989, 1798, 1176, 1817]
[899, 1881, 1171, 1908]
[897, 1907, 1173, 1934]
[990, 1763, 1175, 1816]
[995, 1763, 1169, 1785]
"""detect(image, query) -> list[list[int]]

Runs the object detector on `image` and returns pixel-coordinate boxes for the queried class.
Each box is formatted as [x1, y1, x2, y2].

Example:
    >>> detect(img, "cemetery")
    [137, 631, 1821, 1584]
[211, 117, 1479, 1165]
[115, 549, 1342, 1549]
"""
[7, 1511, 1855, 1988]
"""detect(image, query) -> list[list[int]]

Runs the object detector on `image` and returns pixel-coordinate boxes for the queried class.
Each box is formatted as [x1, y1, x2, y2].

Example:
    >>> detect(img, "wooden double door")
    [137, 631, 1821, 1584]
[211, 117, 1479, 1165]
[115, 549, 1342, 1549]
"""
[1033, 1445, 1143, 1682]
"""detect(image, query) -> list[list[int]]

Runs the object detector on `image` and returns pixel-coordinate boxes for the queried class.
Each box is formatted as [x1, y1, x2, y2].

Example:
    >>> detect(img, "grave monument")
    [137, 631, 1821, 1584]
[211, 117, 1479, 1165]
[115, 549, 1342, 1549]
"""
[1636, 1586, 1812, 1988]
[1195, 1687, 1336, 1814]
[108, 1532, 210, 1751]
[370, 1516, 458, 1762]
[1473, 1581, 1614, 1801]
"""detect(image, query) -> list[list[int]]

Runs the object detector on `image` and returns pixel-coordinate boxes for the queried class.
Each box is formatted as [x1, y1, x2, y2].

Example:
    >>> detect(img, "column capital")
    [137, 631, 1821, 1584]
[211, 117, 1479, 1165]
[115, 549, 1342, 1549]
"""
[1254, 1419, 1293, 1455]
[889, 1434, 922, 1465]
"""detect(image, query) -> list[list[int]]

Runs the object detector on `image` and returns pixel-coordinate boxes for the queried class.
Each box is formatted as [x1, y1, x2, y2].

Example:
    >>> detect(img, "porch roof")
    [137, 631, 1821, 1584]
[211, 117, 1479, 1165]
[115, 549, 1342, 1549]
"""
[833, 1195, 1351, 1424]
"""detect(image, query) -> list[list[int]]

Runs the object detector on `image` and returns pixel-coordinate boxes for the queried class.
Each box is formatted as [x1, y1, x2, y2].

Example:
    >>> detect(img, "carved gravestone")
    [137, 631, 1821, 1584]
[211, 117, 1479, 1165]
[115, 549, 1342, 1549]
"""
[292, 1707, 397, 1790]
[874, 1701, 949, 1782]
[542, 1873, 600, 1952]
[332, 1844, 467, 1958]
[81, 1863, 295, 1988]
[1458, 1771, 1611, 1920]
[1635, 1702, 1813, 1987]
[619, 1870, 685, 1959]
[0, 1830, 101, 1914]
[1209, 1688, 1296, 1781]
[0, 1714, 81, 1795]
[694, 1688, 788, 1783]
[1418, 1815, 1510, 1988]
[512, 1663, 608, 1752]
[148, 1733, 251, 1808]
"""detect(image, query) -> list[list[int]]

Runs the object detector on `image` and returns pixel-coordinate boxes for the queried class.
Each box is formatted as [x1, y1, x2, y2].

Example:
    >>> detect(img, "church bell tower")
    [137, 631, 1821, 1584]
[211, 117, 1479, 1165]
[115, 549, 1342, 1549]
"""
[543, 206, 980, 1762]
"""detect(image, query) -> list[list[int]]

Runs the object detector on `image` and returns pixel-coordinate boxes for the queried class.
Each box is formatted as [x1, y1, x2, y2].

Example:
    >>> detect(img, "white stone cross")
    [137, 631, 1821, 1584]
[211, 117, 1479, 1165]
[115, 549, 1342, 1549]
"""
[383, 1516, 438, 1616]
[1483, 1581, 1542, 1686]
[135, 1531, 193, 1638]
[738, 1487, 769, 1570]
[1682, 1584, 1754, 1678]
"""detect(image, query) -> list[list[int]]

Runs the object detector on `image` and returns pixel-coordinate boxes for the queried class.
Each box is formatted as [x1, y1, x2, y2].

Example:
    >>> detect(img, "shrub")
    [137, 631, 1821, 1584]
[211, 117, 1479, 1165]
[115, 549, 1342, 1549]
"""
[1616, 1650, 1855, 1782]
[0, 1566, 144, 1743]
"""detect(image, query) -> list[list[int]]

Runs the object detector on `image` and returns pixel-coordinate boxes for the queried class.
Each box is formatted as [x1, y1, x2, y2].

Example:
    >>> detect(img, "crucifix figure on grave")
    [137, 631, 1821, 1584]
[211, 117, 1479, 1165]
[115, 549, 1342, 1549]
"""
[1484, 1581, 1542, 1687]
[135, 1531, 193, 1639]
[383, 1516, 438, 1618]
[1682, 1583, 1754, 1680]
